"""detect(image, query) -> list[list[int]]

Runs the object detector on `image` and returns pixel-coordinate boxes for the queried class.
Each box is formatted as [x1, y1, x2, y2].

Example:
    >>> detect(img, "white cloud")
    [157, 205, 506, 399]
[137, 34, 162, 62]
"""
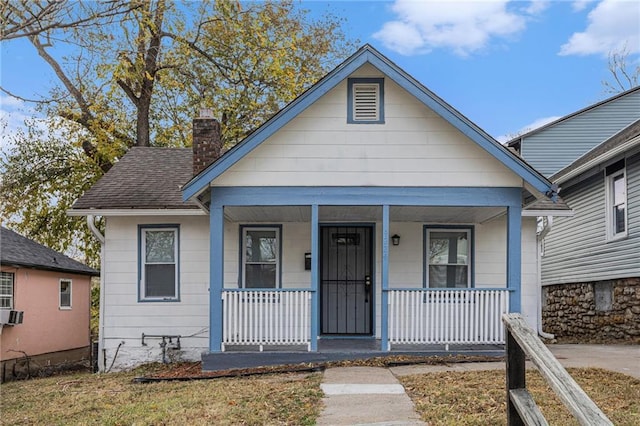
[498, 115, 562, 142]
[0, 95, 49, 153]
[560, 0, 640, 56]
[373, 0, 545, 56]
[571, 0, 596, 12]
[526, 0, 551, 15]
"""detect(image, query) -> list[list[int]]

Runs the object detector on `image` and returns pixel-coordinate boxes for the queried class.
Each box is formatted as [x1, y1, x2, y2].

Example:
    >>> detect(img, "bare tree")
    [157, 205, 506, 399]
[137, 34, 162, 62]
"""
[602, 44, 640, 94]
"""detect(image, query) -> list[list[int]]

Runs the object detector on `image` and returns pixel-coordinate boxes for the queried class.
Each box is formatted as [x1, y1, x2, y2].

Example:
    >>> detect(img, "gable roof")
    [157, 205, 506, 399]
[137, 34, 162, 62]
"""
[72, 147, 199, 211]
[1, 227, 98, 276]
[507, 86, 640, 150]
[551, 118, 640, 184]
[182, 44, 556, 202]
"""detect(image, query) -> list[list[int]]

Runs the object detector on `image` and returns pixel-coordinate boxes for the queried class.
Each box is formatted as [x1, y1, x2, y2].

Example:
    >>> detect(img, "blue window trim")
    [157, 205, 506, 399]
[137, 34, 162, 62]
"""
[347, 77, 385, 124]
[423, 225, 475, 289]
[238, 224, 283, 289]
[138, 224, 181, 302]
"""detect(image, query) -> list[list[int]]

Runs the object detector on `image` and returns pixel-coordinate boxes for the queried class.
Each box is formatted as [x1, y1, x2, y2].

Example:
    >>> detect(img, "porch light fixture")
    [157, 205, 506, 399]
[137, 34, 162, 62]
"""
[391, 234, 400, 246]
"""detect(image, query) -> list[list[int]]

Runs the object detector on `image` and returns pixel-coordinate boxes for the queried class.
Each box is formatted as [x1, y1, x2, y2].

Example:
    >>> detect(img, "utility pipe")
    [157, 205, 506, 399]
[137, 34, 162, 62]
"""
[536, 216, 555, 340]
[87, 215, 107, 371]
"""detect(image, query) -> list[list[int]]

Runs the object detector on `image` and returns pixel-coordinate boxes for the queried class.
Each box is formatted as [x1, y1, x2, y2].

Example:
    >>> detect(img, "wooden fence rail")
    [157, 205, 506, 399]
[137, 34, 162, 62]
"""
[502, 313, 613, 426]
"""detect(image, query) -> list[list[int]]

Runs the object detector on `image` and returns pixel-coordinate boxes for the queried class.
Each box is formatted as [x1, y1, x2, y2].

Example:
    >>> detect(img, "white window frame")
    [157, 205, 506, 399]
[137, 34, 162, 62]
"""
[605, 165, 627, 241]
[241, 226, 281, 289]
[140, 226, 179, 301]
[59, 279, 72, 309]
[0, 272, 14, 309]
[425, 227, 472, 289]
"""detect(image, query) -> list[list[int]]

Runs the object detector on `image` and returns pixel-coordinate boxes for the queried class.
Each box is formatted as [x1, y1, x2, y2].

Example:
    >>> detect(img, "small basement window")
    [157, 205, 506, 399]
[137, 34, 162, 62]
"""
[348, 78, 384, 124]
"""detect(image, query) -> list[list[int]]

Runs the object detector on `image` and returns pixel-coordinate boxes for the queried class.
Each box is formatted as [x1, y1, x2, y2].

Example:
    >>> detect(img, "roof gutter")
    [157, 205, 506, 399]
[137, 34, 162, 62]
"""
[87, 215, 104, 245]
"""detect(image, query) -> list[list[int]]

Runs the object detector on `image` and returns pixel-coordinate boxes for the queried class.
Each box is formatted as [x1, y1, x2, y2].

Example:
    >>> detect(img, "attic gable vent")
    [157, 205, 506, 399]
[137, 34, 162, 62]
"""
[348, 78, 384, 124]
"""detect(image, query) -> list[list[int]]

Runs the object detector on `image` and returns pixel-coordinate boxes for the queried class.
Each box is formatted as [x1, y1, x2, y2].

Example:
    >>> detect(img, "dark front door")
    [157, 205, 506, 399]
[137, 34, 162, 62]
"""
[320, 225, 373, 335]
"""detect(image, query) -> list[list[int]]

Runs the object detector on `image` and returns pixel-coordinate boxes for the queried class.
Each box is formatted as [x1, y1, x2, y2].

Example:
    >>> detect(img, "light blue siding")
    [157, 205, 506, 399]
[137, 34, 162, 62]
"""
[542, 153, 640, 284]
[521, 89, 640, 176]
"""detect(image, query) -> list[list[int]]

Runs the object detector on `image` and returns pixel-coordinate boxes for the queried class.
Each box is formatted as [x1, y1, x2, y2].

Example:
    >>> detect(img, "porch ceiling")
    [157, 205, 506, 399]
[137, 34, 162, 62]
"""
[223, 205, 506, 224]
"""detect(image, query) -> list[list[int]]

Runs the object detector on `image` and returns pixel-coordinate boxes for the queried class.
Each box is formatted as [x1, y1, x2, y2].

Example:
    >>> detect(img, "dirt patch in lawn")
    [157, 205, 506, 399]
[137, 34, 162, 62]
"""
[139, 354, 503, 381]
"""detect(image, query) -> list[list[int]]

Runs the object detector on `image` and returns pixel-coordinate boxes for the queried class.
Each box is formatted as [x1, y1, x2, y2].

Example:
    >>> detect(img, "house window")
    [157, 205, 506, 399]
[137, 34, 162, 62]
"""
[59, 279, 72, 309]
[425, 227, 472, 288]
[347, 78, 384, 124]
[0, 272, 14, 309]
[606, 160, 627, 240]
[241, 226, 281, 288]
[140, 225, 179, 301]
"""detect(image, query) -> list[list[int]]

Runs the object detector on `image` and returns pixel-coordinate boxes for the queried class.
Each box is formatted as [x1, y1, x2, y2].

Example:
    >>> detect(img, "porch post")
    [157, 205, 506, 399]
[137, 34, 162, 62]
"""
[209, 205, 224, 352]
[310, 204, 319, 351]
[507, 205, 522, 313]
[381, 204, 390, 351]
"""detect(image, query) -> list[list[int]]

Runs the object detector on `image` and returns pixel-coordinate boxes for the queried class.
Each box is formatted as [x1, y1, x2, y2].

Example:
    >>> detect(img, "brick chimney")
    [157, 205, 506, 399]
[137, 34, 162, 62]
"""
[192, 108, 222, 175]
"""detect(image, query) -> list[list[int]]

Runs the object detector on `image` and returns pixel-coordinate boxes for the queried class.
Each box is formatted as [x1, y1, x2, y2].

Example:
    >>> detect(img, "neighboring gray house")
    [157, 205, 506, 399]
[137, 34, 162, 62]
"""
[508, 86, 640, 177]
[508, 90, 640, 341]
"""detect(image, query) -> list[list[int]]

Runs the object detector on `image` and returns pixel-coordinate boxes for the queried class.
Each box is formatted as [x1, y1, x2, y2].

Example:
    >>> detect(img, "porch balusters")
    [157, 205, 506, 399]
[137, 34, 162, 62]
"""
[388, 289, 509, 345]
[222, 290, 311, 351]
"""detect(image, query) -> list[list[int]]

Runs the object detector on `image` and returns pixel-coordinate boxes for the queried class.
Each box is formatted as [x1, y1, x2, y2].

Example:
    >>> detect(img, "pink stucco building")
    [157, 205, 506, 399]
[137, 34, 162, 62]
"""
[1, 227, 98, 381]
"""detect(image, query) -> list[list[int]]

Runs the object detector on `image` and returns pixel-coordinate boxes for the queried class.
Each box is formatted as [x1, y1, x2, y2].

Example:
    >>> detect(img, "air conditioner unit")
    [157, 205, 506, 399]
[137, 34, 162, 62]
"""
[0, 310, 23, 325]
[9, 310, 24, 325]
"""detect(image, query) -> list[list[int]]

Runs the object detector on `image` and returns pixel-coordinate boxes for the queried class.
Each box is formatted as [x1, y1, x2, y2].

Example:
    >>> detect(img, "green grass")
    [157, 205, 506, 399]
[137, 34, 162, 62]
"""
[400, 367, 640, 425]
[1, 367, 323, 425]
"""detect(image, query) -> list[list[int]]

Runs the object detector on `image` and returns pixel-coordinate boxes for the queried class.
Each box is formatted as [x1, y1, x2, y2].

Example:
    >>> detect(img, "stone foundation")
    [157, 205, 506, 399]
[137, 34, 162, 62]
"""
[542, 277, 640, 342]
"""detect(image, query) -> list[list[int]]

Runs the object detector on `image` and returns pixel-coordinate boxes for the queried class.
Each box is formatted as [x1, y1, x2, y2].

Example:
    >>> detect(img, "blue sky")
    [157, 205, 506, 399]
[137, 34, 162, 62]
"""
[1, 0, 639, 146]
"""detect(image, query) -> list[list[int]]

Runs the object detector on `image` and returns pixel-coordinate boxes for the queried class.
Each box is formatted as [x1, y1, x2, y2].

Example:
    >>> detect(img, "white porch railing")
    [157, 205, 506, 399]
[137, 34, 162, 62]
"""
[222, 289, 311, 350]
[388, 289, 510, 345]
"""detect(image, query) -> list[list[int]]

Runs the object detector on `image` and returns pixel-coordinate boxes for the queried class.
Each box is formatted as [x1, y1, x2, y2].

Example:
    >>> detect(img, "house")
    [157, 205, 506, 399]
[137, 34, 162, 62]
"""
[508, 88, 640, 341]
[70, 45, 570, 371]
[0, 226, 98, 381]
[507, 86, 640, 177]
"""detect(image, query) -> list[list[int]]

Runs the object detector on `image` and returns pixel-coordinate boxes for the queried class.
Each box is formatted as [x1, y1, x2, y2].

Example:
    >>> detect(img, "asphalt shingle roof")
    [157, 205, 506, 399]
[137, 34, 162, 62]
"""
[1, 227, 98, 276]
[72, 147, 198, 210]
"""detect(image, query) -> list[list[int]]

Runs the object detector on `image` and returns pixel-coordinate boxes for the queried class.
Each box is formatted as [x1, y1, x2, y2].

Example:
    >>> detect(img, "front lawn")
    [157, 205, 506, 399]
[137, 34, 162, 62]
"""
[400, 367, 640, 425]
[1, 365, 323, 425]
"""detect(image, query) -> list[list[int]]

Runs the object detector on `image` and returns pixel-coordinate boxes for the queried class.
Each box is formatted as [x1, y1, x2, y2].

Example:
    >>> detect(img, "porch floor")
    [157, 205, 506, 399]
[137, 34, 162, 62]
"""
[201, 339, 504, 372]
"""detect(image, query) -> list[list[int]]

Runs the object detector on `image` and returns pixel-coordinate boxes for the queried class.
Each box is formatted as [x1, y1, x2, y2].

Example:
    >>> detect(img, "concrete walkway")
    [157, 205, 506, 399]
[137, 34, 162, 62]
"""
[316, 345, 639, 425]
[318, 366, 424, 425]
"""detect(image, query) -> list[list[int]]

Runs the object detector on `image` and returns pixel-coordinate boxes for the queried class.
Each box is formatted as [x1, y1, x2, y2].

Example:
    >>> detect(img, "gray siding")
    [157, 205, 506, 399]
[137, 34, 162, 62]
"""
[521, 90, 640, 176]
[542, 153, 640, 284]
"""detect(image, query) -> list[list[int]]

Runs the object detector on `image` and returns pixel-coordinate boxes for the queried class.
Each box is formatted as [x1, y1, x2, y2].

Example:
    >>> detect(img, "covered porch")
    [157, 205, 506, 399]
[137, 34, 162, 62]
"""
[207, 187, 525, 353]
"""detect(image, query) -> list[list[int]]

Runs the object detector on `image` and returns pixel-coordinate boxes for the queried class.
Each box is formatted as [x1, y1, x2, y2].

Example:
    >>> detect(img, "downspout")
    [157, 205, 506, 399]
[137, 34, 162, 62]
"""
[87, 215, 106, 371]
[536, 216, 555, 339]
